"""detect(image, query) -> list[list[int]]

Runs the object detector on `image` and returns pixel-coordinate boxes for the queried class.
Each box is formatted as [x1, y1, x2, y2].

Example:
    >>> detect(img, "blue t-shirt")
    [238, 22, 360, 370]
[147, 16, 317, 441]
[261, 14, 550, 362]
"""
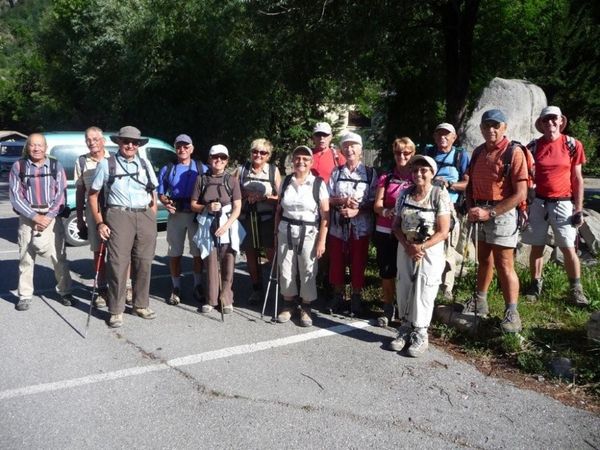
[157, 160, 206, 210]
[423, 145, 470, 203]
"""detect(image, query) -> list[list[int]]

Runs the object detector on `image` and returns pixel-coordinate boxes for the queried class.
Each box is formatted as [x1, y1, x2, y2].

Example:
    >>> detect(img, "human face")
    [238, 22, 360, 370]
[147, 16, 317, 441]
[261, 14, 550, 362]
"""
[27, 134, 47, 164]
[251, 147, 270, 167]
[312, 132, 332, 152]
[540, 114, 563, 139]
[85, 130, 106, 158]
[209, 153, 228, 174]
[341, 141, 362, 164]
[480, 121, 507, 146]
[434, 130, 456, 152]
[293, 153, 313, 176]
[393, 147, 414, 168]
[175, 142, 194, 163]
[118, 138, 141, 160]
[411, 164, 434, 186]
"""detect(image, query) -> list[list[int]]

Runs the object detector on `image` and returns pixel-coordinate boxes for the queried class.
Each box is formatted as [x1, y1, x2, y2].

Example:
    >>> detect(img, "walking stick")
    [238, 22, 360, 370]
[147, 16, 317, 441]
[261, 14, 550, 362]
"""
[261, 247, 279, 321]
[212, 210, 225, 322]
[85, 239, 106, 338]
[473, 221, 480, 327]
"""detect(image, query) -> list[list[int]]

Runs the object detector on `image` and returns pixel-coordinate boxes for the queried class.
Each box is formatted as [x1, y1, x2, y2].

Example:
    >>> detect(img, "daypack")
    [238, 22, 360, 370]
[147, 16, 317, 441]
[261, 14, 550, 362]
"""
[15, 157, 69, 217]
[422, 145, 466, 179]
[279, 174, 324, 214]
[527, 135, 577, 159]
[397, 184, 456, 234]
[333, 163, 374, 190]
[238, 161, 277, 195]
[382, 171, 410, 206]
[105, 154, 155, 194]
[197, 170, 234, 202]
[162, 159, 205, 192]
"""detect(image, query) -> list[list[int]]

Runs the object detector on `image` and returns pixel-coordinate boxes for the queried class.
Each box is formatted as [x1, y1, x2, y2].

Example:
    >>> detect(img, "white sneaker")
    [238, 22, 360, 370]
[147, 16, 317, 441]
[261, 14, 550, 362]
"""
[389, 323, 412, 351]
[407, 330, 429, 357]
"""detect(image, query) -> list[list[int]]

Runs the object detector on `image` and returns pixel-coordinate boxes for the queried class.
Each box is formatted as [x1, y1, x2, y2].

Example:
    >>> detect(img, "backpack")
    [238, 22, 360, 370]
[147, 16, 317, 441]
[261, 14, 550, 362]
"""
[238, 161, 277, 195]
[105, 154, 155, 194]
[382, 171, 410, 205]
[162, 159, 205, 192]
[422, 145, 466, 179]
[197, 170, 234, 202]
[15, 157, 70, 217]
[527, 135, 577, 159]
[333, 164, 374, 189]
[397, 184, 456, 236]
[279, 174, 324, 212]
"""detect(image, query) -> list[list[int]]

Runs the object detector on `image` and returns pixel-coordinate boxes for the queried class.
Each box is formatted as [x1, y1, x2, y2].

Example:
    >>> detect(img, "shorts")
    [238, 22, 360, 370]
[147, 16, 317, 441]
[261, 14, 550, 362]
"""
[373, 230, 398, 279]
[166, 212, 200, 257]
[240, 213, 275, 250]
[521, 198, 576, 248]
[477, 208, 519, 248]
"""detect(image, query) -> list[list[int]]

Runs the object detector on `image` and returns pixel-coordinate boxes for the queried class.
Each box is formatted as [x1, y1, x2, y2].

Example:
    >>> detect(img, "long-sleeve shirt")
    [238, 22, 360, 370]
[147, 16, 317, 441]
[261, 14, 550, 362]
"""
[9, 157, 67, 219]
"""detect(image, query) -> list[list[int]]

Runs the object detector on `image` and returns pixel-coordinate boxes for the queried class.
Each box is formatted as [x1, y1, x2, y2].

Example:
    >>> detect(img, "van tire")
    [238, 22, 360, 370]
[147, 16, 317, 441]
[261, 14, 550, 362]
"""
[63, 212, 88, 247]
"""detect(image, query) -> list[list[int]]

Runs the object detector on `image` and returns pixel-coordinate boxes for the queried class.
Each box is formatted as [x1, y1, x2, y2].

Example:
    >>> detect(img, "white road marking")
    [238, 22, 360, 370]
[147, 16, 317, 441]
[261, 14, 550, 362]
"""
[0, 320, 372, 400]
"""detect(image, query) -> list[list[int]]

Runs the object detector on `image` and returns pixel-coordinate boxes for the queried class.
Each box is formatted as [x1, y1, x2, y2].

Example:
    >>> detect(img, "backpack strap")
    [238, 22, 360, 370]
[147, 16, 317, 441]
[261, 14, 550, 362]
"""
[312, 176, 323, 208]
[564, 135, 577, 157]
[279, 174, 293, 204]
[268, 163, 276, 194]
[18, 157, 58, 184]
[77, 154, 86, 178]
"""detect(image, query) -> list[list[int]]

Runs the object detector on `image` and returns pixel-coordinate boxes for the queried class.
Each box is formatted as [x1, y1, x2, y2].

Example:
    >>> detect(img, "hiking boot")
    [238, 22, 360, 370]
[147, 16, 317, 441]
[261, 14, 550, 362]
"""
[377, 303, 394, 327]
[389, 323, 413, 351]
[323, 293, 343, 314]
[248, 290, 262, 305]
[500, 309, 522, 333]
[61, 294, 76, 307]
[131, 307, 156, 320]
[125, 286, 133, 306]
[461, 295, 489, 316]
[200, 304, 214, 313]
[524, 278, 543, 301]
[108, 313, 123, 328]
[277, 303, 296, 323]
[568, 285, 589, 307]
[350, 293, 363, 316]
[222, 304, 234, 314]
[407, 330, 429, 357]
[167, 287, 181, 306]
[299, 304, 313, 327]
[193, 285, 205, 303]
[94, 288, 107, 308]
[15, 298, 31, 311]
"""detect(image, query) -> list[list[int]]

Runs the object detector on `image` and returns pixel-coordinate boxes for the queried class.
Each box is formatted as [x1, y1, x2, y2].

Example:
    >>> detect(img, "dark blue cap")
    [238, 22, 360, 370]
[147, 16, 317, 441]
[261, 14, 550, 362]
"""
[481, 109, 507, 124]
[174, 134, 193, 145]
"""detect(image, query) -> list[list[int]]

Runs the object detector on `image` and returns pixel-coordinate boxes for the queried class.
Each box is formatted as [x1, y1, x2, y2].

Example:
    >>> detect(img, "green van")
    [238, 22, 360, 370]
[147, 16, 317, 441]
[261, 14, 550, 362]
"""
[43, 132, 177, 246]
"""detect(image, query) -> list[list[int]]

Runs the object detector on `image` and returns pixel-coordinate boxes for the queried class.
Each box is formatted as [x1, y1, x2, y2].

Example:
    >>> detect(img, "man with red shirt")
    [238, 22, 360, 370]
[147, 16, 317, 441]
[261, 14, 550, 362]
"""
[310, 122, 345, 182]
[522, 106, 588, 306]
[463, 109, 528, 333]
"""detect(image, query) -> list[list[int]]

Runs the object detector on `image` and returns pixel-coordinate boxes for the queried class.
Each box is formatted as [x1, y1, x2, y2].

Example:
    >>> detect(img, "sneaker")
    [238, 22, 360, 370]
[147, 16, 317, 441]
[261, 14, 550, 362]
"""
[61, 294, 76, 307]
[350, 293, 363, 316]
[323, 293, 343, 314]
[222, 304, 234, 314]
[299, 304, 313, 327]
[200, 304, 214, 313]
[108, 313, 123, 328]
[248, 290, 262, 305]
[500, 309, 522, 333]
[407, 330, 429, 357]
[568, 285, 589, 307]
[131, 307, 156, 320]
[193, 285, 205, 303]
[15, 298, 31, 311]
[524, 278, 543, 301]
[167, 287, 181, 306]
[94, 288, 107, 308]
[277, 304, 296, 323]
[461, 295, 489, 316]
[125, 286, 133, 306]
[389, 323, 412, 351]
[377, 303, 395, 327]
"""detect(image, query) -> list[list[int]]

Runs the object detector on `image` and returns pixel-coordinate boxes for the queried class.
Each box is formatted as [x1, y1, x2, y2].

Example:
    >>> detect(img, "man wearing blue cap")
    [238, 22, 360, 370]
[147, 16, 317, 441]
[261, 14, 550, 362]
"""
[462, 110, 528, 333]
[158, 134, 207, 305]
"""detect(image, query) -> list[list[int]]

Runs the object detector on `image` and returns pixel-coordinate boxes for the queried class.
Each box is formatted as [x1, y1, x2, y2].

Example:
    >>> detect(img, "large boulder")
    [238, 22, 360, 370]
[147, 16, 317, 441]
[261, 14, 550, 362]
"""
[461, 78, 547, 152]
[580, 208, 600, 256]
[588, 311, 600, 342]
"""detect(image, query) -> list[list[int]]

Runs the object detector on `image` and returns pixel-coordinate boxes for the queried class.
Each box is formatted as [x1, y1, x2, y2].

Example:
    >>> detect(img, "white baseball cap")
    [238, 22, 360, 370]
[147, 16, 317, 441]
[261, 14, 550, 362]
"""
[209, 144, 229, 156]
[313, 122, 332, 135]
[434, 123, 456, 134]
[340, 131, 363, 146]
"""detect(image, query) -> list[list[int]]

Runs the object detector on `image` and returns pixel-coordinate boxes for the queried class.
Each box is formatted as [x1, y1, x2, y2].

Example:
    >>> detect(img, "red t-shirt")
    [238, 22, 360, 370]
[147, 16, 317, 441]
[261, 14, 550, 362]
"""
[533, 134, 586, 199]
[311, 147, 346, 183]
[469, 137, 528, 201]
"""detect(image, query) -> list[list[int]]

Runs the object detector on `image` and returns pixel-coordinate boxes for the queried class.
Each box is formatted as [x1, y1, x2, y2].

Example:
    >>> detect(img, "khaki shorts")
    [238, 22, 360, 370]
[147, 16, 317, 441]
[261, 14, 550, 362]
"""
[166, 212, 200, 257]
[521, 198, 576, 248]
[477, 208, 519, 248]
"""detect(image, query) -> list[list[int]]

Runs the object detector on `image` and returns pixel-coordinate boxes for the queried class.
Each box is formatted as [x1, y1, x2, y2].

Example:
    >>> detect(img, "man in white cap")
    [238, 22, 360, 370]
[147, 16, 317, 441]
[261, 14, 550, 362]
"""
[421, 122, 470, 300]
[521, 106, 588, 306]
[310, 121, 346, 183]
[89, 126, 159, 328]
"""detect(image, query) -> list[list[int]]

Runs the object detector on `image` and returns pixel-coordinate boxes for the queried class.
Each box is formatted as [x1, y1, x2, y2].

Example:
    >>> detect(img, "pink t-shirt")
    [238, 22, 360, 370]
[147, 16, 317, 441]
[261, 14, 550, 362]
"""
[375, 168, 412, 233]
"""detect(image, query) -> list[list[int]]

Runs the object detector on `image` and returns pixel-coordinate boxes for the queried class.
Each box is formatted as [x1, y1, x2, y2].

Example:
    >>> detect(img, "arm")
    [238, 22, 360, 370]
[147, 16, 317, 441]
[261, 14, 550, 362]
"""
[316, 197, 329, 259]
[89, 189, 110, 241]
[571, 164, 584, 212]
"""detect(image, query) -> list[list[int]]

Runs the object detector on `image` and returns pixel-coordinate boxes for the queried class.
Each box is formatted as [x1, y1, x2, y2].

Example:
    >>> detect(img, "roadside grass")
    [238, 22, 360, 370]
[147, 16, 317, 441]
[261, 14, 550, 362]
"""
[361, 244, 600, 399]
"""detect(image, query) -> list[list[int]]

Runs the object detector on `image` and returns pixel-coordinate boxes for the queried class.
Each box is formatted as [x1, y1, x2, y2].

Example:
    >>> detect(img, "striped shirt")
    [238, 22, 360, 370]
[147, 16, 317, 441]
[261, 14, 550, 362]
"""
[9, 157, 67, 219]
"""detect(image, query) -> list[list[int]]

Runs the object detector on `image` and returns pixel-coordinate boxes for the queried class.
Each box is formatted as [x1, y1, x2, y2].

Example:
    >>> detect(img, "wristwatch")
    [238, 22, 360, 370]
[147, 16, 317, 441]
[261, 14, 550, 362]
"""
[489, 209, 497, 218]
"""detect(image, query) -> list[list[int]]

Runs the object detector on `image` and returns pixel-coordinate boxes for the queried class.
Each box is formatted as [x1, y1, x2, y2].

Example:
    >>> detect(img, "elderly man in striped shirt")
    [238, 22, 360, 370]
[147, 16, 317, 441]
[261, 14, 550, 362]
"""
[9, 133, 73, 311]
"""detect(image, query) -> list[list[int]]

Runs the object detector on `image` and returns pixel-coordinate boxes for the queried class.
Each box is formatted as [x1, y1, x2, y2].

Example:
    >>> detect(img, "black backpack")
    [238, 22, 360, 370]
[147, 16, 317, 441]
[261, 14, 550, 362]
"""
[238, 161, 277, 194]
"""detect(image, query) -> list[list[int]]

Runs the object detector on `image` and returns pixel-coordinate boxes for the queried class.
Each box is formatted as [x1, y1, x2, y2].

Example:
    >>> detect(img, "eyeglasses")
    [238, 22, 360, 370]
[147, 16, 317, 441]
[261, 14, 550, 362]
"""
[541, 115, 560, 123]
[86, 137, 103, 144]
[313, 132, 330, 138]
[211, 154, 229, 161]
[394, 151, 413, 157]
[252, 149, 269, 156]
[411, 167, 431, 174]
[121, 138, 140, 146]
[175, 143, 192, 149]
[482, 121, 502, 129]
[294, 156, 312, 162]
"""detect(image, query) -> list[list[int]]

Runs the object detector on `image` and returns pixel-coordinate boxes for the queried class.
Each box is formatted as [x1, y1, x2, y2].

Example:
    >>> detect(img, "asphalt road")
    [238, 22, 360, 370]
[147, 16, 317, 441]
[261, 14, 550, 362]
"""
[1, 179, 599, 449]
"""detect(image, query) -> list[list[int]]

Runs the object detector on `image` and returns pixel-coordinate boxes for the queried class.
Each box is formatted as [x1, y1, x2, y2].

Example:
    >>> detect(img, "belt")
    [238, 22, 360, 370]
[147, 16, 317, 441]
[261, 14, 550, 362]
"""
[107, 205, 148, 212]
[535, 195, 572, 202]
[31, 204, 49, 208]
[281, 215, 319, 252]
[474, 200, 500, 207]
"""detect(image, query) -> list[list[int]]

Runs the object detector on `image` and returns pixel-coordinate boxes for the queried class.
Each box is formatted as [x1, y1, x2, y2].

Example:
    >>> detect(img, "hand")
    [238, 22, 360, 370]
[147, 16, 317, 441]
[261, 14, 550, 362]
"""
[468, 207, 490, 222]
[347, 197, 360, 209]
[316, 240, 326, 259]
[165, 203, 176, 214]
[571, 211, 584, 227]
[98, 223, 111, 240]
[33, 214, 52, 230]
[433, 177, 448, 188]
[340, 207, 359, 219]
[382, 208, 395, 219]
[209, 201, 222, 213]
[215, 224, 229, 237]
[407, 243, 425, 262]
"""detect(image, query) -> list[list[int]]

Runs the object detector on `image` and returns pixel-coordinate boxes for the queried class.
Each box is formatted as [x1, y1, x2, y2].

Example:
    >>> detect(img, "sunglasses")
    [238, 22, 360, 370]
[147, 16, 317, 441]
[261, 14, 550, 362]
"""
[482, 121, 502, 129]
[175, 143, 192, 149]
[252, 149, 269, 156]
[541, 115, 560, 123]
[394, 151, 413, 157]
[121, 138, 141, 146]
[411, 166, 431, 174]
[211, 154, 229, 161]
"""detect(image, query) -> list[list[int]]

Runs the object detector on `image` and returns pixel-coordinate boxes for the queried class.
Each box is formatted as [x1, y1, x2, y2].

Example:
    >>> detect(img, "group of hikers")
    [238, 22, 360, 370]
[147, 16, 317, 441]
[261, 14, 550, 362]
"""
[8, 105, 590, 357]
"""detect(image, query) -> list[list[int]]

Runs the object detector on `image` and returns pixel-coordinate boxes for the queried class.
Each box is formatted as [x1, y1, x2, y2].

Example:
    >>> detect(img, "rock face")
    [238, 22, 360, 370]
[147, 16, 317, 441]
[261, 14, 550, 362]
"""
[461, 78, 547, 152]
[588, 311, 600, 341]
[580, 209, 600, 256]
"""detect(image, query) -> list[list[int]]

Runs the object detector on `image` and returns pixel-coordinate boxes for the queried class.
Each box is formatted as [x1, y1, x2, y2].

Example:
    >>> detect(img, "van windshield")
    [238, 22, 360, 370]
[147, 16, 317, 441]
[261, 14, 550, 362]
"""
[146, 147, 177, 175]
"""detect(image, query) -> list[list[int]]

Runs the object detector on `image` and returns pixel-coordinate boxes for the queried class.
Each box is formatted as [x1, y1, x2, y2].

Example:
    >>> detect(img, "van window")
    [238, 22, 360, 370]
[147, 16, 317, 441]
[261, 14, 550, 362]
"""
[50, 145, 118, 179]
[146, 147, 177, 174]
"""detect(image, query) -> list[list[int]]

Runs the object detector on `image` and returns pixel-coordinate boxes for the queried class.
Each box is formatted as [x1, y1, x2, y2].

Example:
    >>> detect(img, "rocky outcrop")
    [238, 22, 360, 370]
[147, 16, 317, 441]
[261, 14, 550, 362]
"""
[461, 78, 547, 152]
[588, 311, 600, 341]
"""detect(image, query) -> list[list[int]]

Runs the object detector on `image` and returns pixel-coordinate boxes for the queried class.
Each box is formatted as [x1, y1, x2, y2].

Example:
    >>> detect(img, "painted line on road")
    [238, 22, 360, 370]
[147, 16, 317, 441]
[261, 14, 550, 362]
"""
[0, 320, 372, 400]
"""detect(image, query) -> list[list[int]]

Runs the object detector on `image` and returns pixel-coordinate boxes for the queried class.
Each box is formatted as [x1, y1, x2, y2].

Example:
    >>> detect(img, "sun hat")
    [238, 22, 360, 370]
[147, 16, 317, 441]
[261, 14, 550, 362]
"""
[109, 126, 149, 146]
[535, 106, 567, 133]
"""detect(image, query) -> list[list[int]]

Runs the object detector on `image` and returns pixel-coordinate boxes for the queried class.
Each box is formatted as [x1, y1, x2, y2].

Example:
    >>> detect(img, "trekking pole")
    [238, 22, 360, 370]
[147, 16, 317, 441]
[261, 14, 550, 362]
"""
[473, 221, 479, 327]
[212, 210, 225, 322]
[261, 248, 279, 320]
[85, 239, 106, 338]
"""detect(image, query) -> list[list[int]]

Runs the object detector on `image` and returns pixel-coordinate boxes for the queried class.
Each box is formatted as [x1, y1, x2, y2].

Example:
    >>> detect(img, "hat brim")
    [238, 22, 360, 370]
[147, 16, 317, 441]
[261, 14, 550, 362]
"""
[110, 135, 149, 146]
[535, 115, 567, 134]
